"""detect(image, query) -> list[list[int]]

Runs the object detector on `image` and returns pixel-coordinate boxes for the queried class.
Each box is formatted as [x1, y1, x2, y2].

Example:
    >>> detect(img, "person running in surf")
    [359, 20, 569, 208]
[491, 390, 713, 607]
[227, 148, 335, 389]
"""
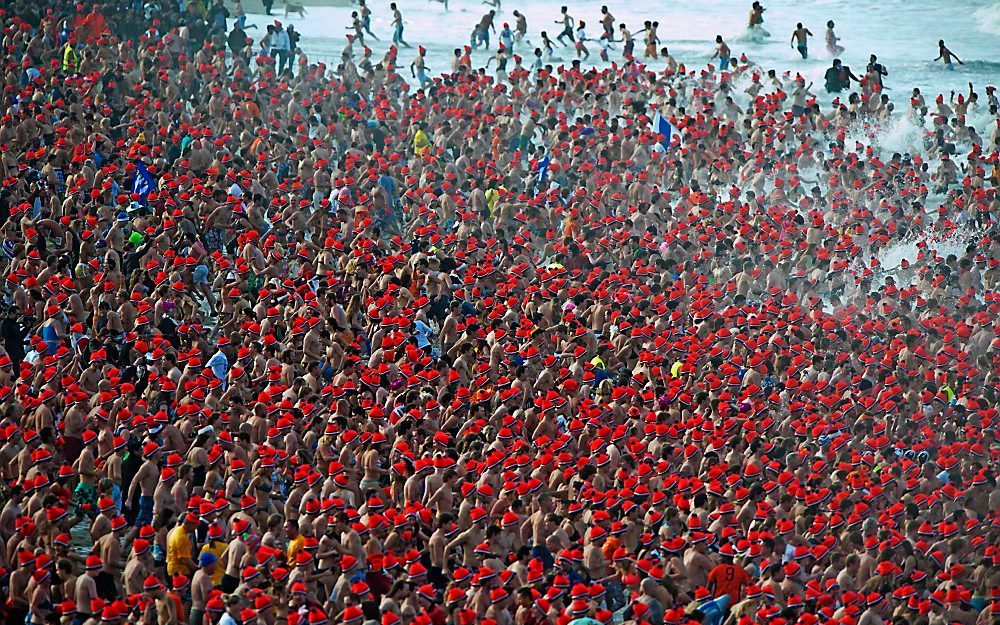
[825, 20, 843, 57]
[934, 40, 963, 70]
[411, 46, 430, 89]
[600, 6, 615, 42]
[865, 54, 888, 91]
[391, 3, 410, 47]
[643, 20, 659, 59]
[711, 35, 731, 71]
[358, 0, 379, 41]
[478, 11, 497, 49]
[555, 6, 575, 46]
[619, 23, 634, 59]
[540, 31, 555, 59]
[513, 10, 527, 43]
[790, 23, 813, 59]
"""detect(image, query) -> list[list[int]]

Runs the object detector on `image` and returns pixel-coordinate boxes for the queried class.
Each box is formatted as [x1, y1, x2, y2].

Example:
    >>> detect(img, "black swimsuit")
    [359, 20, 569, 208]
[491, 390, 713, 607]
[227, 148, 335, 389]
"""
[193, 464, 207, 489]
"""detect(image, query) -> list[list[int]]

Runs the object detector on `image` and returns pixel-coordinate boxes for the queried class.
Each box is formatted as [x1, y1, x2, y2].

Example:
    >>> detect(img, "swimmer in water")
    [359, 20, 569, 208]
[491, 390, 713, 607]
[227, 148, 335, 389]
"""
[790, 23, 813, 59]
[748, 2, 765, 28]
[825, 20, 843, 58]
[934, 40, 963, 71]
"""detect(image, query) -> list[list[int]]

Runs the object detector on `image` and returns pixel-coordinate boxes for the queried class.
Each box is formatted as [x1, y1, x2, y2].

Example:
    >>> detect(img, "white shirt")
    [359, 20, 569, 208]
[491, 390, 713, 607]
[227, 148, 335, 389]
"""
[271, 29, 290, 51]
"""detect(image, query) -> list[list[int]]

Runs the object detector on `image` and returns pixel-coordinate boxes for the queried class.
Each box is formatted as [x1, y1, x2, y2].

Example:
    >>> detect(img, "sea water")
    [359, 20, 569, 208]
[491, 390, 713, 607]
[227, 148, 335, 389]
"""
[244, 0, 1000, 102]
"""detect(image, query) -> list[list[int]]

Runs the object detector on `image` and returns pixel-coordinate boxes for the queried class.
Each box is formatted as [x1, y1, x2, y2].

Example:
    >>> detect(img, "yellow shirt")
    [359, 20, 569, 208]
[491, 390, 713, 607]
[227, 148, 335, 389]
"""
[485, 188, 499, 217]
[943, 385, 955, 403]
[287, 534, 305, 567]
[200, 541, 228, 586]
[167, 526, 193, 576]
[62, 45, 78, 73]
[413, 129, 429, 155]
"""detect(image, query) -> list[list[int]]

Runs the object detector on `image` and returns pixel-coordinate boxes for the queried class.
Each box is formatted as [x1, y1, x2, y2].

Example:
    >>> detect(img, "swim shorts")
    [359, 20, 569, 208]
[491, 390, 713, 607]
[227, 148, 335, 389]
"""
[75, 482, 98, 517]
[137, 494, 154, 526]
[193, 264, 209, 284]
[221, 573, 239, 593]
[531, 545, 555, 569]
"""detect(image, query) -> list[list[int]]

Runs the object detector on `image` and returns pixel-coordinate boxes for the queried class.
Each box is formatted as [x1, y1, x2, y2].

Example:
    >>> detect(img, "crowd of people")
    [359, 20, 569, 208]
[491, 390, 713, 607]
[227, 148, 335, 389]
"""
[0, 1, 1000, 625]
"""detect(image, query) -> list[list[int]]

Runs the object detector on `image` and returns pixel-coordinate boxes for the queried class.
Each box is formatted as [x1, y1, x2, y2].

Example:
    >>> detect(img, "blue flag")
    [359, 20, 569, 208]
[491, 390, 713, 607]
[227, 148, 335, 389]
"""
[132, 161, 158, 204]
[537, 155, 551, 185]
[651, 112, 684, 149]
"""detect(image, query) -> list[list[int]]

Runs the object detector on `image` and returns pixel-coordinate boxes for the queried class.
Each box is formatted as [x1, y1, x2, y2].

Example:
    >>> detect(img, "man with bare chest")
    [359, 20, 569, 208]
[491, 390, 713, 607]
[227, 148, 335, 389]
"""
[428, 513, 455, 589]
[127, 442, 161, 528]
[94, 516, 125, 599]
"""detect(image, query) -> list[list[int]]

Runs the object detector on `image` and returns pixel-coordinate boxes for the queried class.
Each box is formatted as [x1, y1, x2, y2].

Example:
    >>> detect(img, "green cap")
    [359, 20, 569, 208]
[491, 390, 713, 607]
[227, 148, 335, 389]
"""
[129, 232, 144, 245]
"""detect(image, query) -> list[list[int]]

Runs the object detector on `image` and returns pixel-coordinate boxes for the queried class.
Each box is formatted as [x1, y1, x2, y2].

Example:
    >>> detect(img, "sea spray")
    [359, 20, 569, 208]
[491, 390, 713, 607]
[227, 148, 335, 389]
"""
[842, 115, 928, 157]
[731, 25, 771, 44]
[873, 227, 975, 288]
[973, 2, 1000, 35]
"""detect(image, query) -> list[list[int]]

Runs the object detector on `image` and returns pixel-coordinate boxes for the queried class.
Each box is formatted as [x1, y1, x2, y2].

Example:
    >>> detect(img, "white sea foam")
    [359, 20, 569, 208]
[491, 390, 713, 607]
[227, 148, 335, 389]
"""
[846, 115, 928, 157]
[732, 25, 771, 44]
[973, 2, 1000, 35]
[875, 229, 973, 287]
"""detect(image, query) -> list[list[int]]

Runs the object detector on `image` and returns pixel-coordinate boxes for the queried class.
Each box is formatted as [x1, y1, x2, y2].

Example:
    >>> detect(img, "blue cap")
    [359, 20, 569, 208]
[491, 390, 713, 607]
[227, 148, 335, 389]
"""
[199, 552, 218, 567]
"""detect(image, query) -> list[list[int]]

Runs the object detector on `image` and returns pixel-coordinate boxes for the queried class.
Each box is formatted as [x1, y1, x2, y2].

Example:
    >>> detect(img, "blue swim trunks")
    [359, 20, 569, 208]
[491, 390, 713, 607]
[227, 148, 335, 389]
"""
[193, 264, 209, 284]
[137, 494, 154, 526]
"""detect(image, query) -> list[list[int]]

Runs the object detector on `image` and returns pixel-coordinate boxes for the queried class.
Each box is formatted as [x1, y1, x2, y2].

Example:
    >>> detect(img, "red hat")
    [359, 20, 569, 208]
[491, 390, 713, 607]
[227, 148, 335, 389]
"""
[133, 539, 151, 555]
[342, 606, 363, 623]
